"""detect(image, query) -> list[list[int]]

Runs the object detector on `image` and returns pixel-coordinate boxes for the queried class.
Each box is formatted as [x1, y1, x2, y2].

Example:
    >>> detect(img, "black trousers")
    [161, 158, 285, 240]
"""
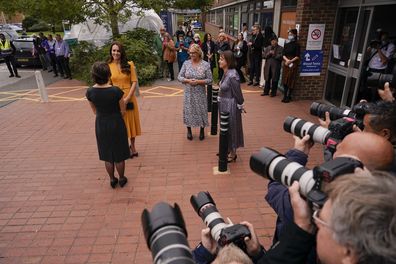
[236, 59, 246, 83]
[264, 69, 280, 96]
[4, 55, 18, 76]
[166, 61, 174, 80]
[49, 53, 58, 75]
[249, 55, 262, 83]
[56, 56, 71, 77]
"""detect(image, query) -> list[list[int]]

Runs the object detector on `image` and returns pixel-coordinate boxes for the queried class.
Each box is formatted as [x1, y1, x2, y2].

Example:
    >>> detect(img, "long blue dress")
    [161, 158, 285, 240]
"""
[219, 69, 244, 151]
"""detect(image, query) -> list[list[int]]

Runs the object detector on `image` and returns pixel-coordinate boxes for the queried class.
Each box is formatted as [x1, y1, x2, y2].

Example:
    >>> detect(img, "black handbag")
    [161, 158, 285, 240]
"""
[126, 102, 134, 110]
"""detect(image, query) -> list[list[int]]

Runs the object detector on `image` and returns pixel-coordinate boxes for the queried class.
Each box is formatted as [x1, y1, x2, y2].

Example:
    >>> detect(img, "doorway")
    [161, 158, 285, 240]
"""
[324, 3, 396, 107]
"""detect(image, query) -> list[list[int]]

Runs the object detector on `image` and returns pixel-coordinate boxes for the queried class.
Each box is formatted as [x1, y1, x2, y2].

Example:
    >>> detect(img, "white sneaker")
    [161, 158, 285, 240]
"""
[167, 78, 171, 82]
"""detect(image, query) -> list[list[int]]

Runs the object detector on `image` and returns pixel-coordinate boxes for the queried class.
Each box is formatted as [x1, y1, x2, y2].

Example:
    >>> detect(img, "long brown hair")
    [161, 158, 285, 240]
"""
[107, 41, 131, 75]
[221, 50, 236, 69]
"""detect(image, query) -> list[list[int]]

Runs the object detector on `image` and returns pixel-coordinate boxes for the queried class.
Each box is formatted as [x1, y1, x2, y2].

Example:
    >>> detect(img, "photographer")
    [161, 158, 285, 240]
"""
[362, 31, 395, 101]
[193, 218, 315, 264]
[266, 132, 394, 244]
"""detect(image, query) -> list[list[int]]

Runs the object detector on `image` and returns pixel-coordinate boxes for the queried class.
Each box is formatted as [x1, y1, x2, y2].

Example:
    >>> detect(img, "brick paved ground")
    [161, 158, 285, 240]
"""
[0, 79, 323, 263]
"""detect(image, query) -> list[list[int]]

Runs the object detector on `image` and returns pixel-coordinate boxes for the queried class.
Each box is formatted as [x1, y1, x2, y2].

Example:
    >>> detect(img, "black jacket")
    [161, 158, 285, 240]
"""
[250, 33, 264, 57]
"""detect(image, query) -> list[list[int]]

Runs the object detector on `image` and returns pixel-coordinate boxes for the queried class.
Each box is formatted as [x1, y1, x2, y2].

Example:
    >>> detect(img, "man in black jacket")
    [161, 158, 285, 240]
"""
[247, 25, 264, 86]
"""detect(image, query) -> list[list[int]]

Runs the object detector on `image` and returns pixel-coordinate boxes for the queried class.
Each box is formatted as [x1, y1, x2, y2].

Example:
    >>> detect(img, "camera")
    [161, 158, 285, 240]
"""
[310, 102, 367, 130]
[369, 39, 381, 49]
[283, 116, 356, 154]
[250, 147, 363, 208]
[366, 64, 396, 89]
[141, 202, 195, 264]
[190, 192, 251, 251]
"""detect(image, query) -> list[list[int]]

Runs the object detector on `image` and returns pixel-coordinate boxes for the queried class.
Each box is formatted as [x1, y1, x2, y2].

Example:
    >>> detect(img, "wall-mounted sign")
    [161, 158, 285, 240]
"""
[306, 24, 325, 50]
[300, 50, 323, 76]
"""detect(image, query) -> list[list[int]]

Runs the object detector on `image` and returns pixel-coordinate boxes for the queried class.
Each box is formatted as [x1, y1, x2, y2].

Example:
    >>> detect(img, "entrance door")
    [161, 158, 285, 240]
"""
[324, 7, 373, 107]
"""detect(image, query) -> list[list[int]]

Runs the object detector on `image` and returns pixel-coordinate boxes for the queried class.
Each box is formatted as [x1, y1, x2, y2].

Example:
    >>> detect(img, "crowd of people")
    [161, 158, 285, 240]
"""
[81, 22, 396, 264]
[157, 23, 301, 103]
[33, 32, 72, 79]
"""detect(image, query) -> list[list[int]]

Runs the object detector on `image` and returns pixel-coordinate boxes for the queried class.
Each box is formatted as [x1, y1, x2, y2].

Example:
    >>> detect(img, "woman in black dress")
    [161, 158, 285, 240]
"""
[86, 62, 130, 188]
[281, 28, 300, 103]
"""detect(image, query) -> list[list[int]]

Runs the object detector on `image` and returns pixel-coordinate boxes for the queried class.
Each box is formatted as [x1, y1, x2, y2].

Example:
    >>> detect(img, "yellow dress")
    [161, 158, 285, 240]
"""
[108, 61, 141, 138]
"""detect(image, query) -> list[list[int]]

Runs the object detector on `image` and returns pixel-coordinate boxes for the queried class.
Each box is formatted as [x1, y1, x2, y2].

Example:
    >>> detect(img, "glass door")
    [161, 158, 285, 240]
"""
[324, 7, 373, 107]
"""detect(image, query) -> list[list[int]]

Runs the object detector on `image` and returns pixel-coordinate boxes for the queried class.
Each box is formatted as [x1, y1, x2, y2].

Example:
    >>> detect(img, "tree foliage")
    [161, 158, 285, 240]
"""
[1, 0, 213, 37]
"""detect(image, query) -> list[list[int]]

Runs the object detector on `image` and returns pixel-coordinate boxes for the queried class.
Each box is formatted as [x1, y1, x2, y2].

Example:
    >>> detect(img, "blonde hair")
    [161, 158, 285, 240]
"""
[212, 244, 253, 264]
[194, 33, 200, 39]
[189, 43, 203, 58]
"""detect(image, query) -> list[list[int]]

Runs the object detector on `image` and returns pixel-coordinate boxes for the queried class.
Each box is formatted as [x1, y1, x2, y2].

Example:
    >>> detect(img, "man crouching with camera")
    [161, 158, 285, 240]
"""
[193, 170, 396, 264]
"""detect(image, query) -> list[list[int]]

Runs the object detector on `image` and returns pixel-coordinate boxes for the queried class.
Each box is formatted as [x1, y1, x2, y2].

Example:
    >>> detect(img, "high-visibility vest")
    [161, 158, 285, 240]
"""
[0, 40, 12, 55]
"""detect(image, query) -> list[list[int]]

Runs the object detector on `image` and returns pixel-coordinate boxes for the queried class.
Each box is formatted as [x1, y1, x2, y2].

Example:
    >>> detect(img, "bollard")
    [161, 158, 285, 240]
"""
[35, 70, 48, 102]
[211, 88, 219, 135]
[218, 112, 230, 172]
[207, 84, 212, 112]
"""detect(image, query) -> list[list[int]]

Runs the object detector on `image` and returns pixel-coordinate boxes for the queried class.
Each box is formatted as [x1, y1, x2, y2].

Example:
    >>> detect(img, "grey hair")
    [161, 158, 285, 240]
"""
[212, 244, 253, 264]
[189, 43, 203, 59]
[326, 171, 396, 264]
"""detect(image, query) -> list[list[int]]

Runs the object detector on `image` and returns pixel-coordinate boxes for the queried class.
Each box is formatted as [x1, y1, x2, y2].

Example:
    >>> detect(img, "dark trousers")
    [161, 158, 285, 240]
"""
[167, 61, 174, 80]
[264, 70, 279, 96]
[249, 55, 262, 83]
[49, 53, 58, 75]
[236, 59, 246, 83]
[178, 60, 185, 72]
[56, 56, 71, 78]
[5, 55, 18, 76]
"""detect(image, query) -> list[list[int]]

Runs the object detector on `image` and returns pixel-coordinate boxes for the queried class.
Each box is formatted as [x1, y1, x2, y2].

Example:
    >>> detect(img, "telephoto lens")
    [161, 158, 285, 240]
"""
[141, 202, 195, 264]
[310, 102, 354, 121]
[249, 147, 318, 197]
[283, 116, 331, 145]
[190, 192, 228, 242]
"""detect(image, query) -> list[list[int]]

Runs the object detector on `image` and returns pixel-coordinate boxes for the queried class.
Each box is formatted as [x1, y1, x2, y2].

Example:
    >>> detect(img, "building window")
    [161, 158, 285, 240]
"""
[225, 7, 239, 37]
[282, 0, 297, 8]
[216, 9, 223, 27]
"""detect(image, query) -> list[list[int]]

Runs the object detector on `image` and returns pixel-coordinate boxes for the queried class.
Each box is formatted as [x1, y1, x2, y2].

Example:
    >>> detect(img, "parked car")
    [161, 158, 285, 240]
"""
[13, 38, 41, 67]
[0, 24, 19, 40]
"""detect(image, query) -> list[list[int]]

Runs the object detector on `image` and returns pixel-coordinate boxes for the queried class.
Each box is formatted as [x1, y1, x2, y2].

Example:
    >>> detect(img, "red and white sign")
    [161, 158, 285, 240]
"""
[306, 24, 325, 50]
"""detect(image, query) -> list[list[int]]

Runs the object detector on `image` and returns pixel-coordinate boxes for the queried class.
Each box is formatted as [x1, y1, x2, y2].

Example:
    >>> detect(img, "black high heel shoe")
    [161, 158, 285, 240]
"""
[199, 127, 205, 141]
[227, 155, 237, 163]
[187, 127, 193, 141]
[119, 176, 128, 188]
[110, 177, 118, 189]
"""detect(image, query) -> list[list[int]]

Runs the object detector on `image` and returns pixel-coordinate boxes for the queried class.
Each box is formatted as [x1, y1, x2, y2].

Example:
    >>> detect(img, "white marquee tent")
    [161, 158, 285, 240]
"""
[64, 9, 163, 47]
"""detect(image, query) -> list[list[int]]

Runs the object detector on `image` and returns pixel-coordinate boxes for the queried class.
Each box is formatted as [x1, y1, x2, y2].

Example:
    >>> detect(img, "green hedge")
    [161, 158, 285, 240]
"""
[70, 28, 160, 86]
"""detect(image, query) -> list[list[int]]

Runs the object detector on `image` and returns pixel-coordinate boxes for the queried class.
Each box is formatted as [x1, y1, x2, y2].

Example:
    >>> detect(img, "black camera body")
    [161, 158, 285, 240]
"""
[219, 224, 251, 250]
[369, 39, 381, 49]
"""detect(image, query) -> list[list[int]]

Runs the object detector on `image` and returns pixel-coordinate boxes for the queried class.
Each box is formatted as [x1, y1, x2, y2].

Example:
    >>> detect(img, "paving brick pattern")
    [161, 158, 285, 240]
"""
[0, 80, 323, 263]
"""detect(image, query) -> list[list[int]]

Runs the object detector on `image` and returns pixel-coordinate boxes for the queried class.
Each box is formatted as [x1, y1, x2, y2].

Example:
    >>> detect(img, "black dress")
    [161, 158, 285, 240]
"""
[86, 86, 130, 163]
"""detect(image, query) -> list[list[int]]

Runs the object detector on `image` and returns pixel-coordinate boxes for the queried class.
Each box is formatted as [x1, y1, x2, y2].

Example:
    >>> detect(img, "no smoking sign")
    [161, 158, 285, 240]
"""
[307, 24, 325, 50]
[311, 29, 321, 40]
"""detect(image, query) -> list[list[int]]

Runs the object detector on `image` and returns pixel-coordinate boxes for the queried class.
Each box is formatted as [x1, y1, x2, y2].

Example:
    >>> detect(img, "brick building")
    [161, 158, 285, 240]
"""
[204, 0, 396, 107]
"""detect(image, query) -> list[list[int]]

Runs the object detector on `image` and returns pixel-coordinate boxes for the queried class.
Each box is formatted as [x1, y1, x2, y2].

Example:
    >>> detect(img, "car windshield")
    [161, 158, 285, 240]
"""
[14, 41, 33, 49]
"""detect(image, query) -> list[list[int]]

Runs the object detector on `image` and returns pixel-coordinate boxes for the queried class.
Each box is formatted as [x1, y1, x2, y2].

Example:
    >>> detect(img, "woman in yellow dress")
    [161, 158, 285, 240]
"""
[107, 41, 141, 158]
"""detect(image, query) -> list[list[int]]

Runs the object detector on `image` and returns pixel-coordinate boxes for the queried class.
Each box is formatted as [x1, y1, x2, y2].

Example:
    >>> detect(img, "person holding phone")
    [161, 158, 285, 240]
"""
[107, 41, 141, 158]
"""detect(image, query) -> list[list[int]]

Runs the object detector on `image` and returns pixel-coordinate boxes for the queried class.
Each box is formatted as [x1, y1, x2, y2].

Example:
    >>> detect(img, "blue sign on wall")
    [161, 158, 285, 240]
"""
[300, 50, 323, 76]
[159, 11, 173, 36]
